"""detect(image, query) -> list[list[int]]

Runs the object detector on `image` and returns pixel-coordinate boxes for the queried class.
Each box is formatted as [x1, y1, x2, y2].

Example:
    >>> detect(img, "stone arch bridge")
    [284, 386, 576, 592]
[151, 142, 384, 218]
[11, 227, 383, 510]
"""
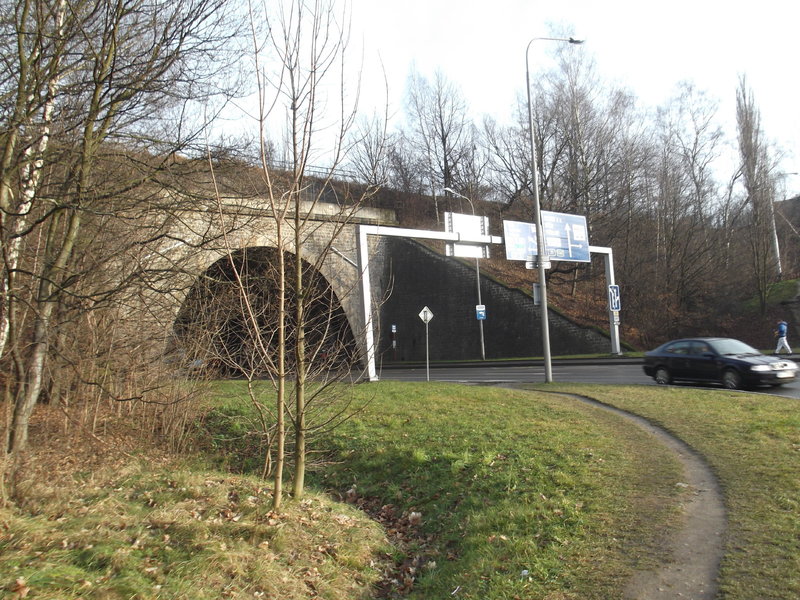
[144, 198, 612, 378]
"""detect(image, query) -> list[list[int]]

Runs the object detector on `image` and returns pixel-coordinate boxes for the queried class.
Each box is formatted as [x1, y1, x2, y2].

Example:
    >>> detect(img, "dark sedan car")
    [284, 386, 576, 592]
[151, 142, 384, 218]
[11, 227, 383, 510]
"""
[643, 337, 798, 389]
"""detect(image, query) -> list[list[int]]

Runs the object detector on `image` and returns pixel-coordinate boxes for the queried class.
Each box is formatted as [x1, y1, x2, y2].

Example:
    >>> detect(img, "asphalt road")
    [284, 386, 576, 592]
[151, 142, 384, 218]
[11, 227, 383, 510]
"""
[376, 361, 800, 399]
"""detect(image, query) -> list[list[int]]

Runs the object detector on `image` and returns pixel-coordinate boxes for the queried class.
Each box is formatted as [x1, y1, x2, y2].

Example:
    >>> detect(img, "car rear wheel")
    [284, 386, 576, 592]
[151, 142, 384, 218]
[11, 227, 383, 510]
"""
[654, 366, 672, 385]
[722, 369, 742, 390]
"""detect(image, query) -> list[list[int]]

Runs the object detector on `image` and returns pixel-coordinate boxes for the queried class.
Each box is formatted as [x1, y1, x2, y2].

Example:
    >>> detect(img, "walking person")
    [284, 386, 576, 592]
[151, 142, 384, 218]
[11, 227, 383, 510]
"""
[774, 319, 792, 355]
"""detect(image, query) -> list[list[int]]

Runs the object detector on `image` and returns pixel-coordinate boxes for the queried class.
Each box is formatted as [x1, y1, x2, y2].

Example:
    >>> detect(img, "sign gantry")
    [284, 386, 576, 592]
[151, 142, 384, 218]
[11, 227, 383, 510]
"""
[356, 212, 620, 382]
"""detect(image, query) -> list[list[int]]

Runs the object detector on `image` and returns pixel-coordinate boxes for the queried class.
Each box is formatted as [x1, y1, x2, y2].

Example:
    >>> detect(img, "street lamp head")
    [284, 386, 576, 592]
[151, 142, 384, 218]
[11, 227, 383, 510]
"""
[568, 37, 585, 44]
[442, 187, 476, 214]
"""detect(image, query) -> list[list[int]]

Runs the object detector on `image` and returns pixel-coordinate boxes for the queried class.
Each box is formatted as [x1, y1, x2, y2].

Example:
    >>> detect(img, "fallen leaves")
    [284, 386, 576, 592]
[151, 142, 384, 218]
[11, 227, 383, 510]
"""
[9, 578, 30, 599]
[343, 489, 436, 597]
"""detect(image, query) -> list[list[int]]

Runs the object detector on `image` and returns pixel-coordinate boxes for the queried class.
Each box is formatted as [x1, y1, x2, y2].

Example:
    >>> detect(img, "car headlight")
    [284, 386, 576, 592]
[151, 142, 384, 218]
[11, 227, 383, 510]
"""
[750, 365, 771, 372]
[769, 361, 798, 371]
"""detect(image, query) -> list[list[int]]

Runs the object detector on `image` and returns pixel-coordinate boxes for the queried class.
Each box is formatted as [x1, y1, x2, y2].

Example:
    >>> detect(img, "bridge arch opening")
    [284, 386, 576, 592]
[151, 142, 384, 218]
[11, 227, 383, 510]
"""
[173, 246, 357, 377]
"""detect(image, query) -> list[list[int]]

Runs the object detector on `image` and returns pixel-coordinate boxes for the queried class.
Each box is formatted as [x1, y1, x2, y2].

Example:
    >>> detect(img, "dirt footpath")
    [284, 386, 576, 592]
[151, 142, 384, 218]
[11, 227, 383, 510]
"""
[570, 394, 726, 600]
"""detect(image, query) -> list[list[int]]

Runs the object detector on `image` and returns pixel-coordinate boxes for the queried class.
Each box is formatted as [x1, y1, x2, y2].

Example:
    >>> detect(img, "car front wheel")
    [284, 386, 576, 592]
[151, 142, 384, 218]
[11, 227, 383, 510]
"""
[722, 369, 742, 390]
[654, 366, 672, 385]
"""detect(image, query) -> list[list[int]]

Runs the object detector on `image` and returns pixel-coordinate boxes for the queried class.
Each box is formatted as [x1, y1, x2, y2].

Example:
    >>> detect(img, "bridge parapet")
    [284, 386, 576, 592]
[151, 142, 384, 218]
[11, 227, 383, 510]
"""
[210, 197, 397, 225]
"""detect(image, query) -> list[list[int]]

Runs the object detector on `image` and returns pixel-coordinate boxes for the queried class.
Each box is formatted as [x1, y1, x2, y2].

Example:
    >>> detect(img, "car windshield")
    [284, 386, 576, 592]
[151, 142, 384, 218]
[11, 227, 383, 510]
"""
[708, 339, 760, 356]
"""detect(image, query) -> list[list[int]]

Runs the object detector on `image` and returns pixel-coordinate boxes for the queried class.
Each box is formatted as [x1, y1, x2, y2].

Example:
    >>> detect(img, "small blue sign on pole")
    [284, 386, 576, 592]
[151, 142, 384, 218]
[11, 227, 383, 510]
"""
[476, 304, 486, 320]
[608, 285, 621, 311]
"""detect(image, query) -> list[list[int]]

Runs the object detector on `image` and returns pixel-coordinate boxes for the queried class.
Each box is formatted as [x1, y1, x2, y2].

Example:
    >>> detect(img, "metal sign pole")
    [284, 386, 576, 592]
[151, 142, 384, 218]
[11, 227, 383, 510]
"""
[357, 226, 379, 381]
[425, 319, 430, 381]
[418, 306, 434, 381]
[590, 245, 622, 355]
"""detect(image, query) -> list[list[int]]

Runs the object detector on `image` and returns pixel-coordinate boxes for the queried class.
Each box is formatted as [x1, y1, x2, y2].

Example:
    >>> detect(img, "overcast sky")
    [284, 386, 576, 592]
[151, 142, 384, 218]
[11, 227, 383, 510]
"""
[348, 0, 800, 195]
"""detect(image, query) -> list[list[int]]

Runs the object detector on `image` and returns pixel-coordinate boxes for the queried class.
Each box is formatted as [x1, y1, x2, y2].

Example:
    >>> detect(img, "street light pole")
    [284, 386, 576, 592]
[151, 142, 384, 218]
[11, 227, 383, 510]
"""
[444, 187, 486, 360]
[526, 36, 583, 383]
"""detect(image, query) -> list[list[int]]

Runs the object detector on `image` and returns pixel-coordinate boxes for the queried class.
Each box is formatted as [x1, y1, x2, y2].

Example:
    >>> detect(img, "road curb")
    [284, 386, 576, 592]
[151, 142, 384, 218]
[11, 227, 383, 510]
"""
[380, 357, 644, 369]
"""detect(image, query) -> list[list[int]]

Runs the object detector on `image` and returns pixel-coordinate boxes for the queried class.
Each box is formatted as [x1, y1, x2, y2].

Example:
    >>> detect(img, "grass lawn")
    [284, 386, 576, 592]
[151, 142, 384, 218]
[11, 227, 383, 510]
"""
[3, 381, 798, 599]
[205, 380, 687, 599]
[540, 383, 800, 600]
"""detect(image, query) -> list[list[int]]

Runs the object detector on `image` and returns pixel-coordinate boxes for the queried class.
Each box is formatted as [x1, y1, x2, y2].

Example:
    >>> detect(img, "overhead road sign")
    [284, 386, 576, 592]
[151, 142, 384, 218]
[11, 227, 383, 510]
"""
[445, 212, 490, 258]
[503, 212, 590, 263]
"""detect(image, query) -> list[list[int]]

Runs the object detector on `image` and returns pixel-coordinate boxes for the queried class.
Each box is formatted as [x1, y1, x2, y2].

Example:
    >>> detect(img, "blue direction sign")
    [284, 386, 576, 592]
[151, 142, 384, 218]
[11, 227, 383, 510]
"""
[503, 212, 590, 262]
[542, 211, 590, 262]
[476, 304, 486, 320]
[608, 285, 621, 311]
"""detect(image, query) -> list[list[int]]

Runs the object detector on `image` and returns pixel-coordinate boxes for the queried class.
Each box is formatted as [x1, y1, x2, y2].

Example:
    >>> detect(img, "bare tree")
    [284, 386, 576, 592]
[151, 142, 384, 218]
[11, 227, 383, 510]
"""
[645, 84, 724, 320]
[483, 115, 532, 209]
[0, 0, 71, 367]
[182, 0, 382, 508]
[347, 114, 392, 188]
[1, 0, 240, 477]
[404, 68, 473, 218]
[386, 131, 425, 193]
[736, 75, 779, 313]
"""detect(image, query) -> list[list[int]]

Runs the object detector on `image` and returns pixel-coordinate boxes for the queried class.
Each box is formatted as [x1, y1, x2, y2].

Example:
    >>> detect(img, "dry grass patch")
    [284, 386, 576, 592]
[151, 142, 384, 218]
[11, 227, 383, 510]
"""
[1, 405, 390, 600]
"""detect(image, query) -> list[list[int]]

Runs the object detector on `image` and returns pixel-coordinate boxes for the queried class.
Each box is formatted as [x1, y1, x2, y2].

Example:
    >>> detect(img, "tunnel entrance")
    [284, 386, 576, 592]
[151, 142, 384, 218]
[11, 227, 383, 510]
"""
[174, 247, 357, 378]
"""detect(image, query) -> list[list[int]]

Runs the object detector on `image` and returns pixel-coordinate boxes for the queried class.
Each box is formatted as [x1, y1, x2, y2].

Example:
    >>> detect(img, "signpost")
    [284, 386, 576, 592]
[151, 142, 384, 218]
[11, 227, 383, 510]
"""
[418, 306, 434, 381]
[503, 211, 591, 380]
[593, 247, 622, 355]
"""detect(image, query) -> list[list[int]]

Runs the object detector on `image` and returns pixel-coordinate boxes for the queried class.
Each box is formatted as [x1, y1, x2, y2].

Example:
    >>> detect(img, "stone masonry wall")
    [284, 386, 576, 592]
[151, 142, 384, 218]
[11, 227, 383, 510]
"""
[376, 238, 611, 362]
